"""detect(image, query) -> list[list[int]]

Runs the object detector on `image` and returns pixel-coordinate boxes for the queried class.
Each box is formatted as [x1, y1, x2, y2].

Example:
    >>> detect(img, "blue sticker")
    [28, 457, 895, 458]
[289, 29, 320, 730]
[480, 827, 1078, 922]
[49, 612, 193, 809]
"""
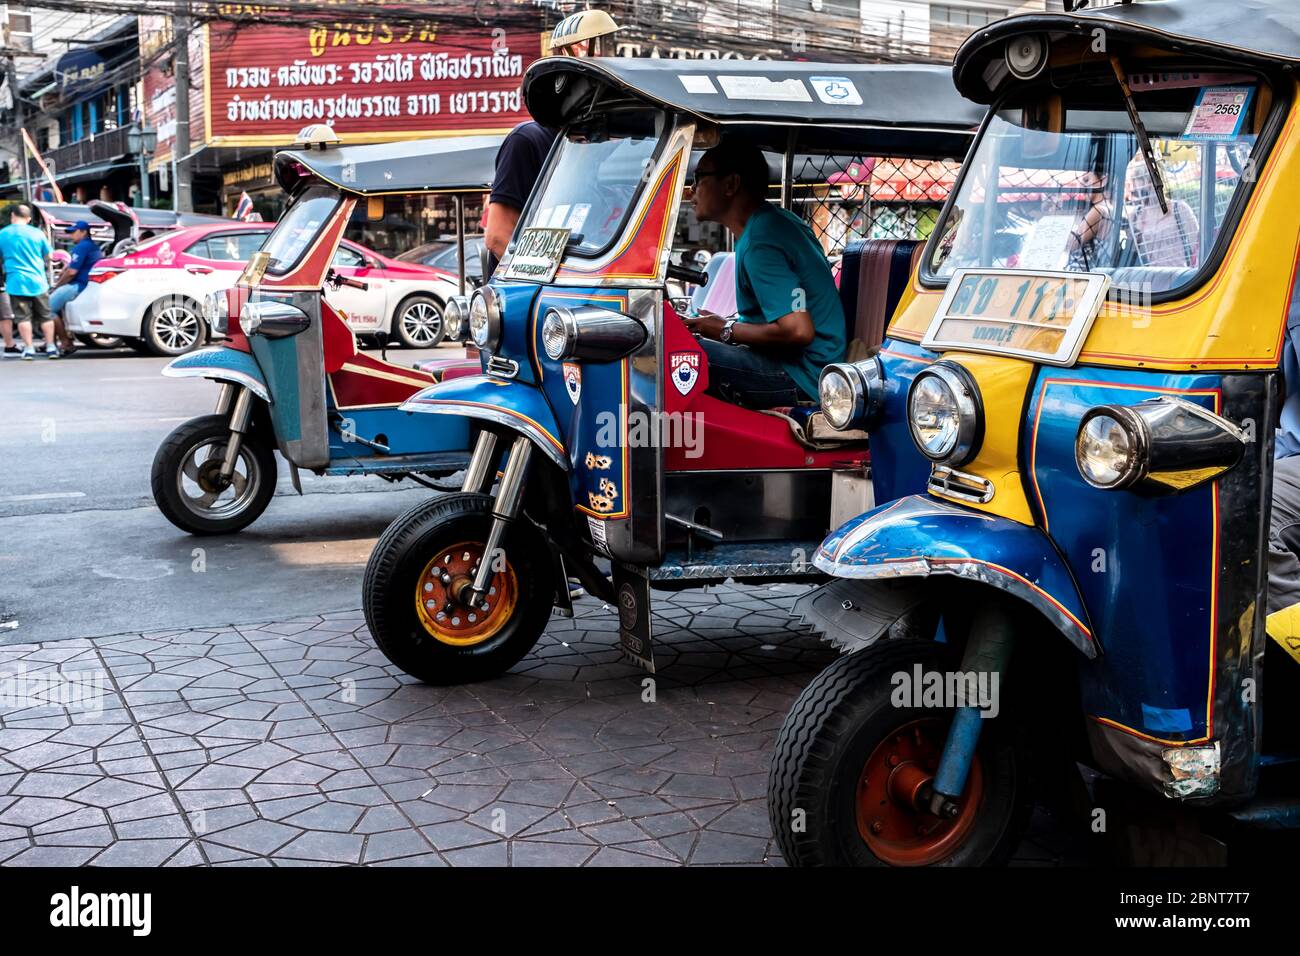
[1140, 702, 1194, 734]
[1183, 85, 1255, 141]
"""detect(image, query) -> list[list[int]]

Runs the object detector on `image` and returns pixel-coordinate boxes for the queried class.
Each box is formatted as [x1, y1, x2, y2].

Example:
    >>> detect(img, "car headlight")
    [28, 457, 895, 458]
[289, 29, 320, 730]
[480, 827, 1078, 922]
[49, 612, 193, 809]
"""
[204, 290, 229, 336]
[818, 358, 885, 431]
[1076, 410, 1142, 489]
[469, 287, 501, 351]
[542, 308, 577, 360]
[907, 363, 982, 465]
[443, 295, 469, 341]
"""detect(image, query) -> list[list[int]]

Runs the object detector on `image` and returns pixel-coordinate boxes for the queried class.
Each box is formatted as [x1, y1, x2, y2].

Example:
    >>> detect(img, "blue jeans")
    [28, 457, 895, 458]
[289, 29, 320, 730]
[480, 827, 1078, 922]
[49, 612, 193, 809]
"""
[699, 337, 805, 408]
[49, 284, 81, 317]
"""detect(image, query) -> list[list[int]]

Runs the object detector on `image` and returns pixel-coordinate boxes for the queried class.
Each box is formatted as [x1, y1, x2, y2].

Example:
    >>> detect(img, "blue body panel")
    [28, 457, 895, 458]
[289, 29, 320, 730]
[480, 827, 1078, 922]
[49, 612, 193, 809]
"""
[817, 494, 1096, 657]
[324, 405, 471, 461]
[1025, 365, 1226, 742]
[249, 334, 304, 443]
[401, 373, 567, 469]
[872, 338, 940, 504]
[161, 346, 269, 402]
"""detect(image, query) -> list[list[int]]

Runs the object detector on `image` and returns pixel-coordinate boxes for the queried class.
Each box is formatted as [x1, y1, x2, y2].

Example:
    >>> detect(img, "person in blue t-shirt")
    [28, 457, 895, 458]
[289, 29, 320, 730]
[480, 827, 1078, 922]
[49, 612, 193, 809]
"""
[683, 138, 846, 408]
[0, 202, 55, 359]
[48, 220, 103, 354]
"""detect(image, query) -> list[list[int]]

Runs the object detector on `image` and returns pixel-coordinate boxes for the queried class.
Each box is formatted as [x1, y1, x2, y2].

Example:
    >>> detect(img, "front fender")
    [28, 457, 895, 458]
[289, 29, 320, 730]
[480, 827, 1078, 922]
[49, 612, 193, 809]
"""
[401, 374, 566, 470]
[816, 494, 1097, 658]
[162, 347, 269, 402]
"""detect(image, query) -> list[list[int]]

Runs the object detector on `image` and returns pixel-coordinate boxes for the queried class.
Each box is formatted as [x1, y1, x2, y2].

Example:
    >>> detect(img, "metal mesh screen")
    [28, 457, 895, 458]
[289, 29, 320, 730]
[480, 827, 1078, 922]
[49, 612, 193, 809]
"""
[790, 153, 963, 257]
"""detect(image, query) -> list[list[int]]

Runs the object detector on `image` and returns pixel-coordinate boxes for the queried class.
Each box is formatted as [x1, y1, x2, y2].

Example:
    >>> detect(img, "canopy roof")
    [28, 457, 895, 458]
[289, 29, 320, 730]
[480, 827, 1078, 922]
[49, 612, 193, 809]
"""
[274, 134, 505, 197]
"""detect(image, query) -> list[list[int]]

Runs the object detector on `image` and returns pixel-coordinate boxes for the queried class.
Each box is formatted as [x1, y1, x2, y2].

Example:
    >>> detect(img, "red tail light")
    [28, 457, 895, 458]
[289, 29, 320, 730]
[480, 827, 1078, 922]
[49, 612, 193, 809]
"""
[88, 269, 124, 284]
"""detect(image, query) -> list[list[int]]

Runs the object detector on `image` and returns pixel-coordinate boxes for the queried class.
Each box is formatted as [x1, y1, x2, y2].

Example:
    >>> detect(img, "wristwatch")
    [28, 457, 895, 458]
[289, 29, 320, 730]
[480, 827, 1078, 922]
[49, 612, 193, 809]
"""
[720, 318, 738, 344]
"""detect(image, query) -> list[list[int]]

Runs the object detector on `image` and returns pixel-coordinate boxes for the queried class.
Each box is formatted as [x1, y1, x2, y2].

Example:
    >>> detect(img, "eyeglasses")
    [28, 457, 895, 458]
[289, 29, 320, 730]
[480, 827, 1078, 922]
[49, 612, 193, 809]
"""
[687, 170, 722, 188]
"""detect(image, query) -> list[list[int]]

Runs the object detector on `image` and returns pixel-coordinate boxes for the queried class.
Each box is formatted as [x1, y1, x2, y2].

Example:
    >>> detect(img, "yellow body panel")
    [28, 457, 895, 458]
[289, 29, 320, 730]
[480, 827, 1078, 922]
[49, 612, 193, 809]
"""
[1266, 603, 1300, 666]
[890, 80, 1300, 373]
[930, 353, 1036, 525]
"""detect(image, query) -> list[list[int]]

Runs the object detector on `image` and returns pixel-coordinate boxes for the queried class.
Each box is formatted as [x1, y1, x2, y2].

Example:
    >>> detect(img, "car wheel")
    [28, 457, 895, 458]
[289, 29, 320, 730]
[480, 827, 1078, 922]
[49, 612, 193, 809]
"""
[392, 295, 445, 349]
[144, 298, 205, 356]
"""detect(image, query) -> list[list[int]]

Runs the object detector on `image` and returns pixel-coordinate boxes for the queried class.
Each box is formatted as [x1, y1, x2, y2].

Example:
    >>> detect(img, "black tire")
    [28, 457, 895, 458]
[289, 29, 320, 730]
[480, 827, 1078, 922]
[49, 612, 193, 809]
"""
[151, 414, 277, 535]
[769, 640, 1030, 867]
[363, 492, 555, 684]
[143, 297, 205, 356]
[391, 294, 445, 349]
[126, 337, 153, 356]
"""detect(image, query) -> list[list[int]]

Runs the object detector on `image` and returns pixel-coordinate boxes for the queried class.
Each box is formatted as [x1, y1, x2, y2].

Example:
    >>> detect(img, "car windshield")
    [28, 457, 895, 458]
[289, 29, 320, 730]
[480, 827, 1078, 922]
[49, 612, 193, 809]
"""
[927, 74, 1263, 296]
[519, 117, 661, 257]
[261, 184, 339, 274]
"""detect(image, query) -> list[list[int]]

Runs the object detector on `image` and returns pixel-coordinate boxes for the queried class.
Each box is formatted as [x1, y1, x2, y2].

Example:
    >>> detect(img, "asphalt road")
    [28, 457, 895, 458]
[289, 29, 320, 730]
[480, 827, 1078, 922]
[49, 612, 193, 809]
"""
[0, 342, 461, 644]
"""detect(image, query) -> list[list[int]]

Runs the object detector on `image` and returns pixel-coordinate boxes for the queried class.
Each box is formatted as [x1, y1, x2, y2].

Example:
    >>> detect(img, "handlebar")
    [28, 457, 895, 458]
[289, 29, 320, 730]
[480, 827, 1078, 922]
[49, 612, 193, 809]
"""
[667, 263, 708, 287]
[326, 268, 369, 292]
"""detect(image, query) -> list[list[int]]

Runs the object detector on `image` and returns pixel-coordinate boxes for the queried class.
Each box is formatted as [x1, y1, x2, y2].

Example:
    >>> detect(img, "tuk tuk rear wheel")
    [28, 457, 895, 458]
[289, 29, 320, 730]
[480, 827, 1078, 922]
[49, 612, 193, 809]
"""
[363, 493, 555, 684]
[769, 640, 1030, 867]
[151, 414, 277, 536]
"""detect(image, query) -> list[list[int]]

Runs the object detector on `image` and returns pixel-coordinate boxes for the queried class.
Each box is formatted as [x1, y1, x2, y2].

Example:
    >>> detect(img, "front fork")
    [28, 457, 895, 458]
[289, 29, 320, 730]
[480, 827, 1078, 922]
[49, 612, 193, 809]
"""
[928, 604, 1015, 816]
[214, 383, 255, 483]
[457, 430, 533, 607]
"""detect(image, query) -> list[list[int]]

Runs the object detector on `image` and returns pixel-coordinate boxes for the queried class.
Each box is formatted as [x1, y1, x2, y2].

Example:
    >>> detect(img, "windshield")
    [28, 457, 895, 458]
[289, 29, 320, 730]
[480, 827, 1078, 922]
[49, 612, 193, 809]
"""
[519, 119, 661, 257]
[927, 75, 1263, 296]
[261, 184, 339, 274]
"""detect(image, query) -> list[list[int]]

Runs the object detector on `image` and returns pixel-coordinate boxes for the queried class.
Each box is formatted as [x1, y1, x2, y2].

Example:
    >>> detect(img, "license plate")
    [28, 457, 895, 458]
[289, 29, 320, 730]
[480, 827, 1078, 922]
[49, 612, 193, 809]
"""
[922, 269, 1109, 366]
[502, 227, 570, 283]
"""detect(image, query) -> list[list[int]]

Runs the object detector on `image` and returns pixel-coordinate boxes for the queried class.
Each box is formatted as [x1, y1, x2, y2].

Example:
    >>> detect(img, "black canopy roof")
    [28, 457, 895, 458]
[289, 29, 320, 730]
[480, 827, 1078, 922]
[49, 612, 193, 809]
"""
[955, 0, 1300, 103]
[525, 58, 984, 157]
[274, 134, 505, 197]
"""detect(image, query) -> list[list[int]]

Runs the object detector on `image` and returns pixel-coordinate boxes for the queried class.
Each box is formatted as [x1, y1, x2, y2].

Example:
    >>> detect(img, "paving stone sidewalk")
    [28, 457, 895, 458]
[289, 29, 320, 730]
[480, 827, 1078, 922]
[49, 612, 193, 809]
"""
[0, 584, 1084, 866]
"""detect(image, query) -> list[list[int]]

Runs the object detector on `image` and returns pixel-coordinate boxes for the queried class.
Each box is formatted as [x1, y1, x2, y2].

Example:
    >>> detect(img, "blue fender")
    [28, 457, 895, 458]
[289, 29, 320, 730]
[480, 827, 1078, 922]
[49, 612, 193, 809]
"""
[815, 494, 1097, 658]
[161, 347, 269, 402]
[401, 374, 567, 470]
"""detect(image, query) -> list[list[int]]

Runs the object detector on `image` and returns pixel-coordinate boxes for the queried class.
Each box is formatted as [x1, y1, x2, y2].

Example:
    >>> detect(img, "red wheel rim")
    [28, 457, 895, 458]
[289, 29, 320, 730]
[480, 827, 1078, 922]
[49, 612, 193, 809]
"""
[855, 717, 984, 866]
[414, 541, 517, 646]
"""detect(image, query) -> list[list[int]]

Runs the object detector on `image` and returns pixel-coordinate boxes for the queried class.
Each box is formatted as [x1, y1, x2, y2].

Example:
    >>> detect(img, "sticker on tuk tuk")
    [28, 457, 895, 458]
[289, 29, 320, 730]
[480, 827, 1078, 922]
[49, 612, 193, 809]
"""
[1183, 86, 1255, 140]
[587, 515, 610, 554]
[669, 351, 700, 395]
[923, 269, 1111, 367]
[503, 227, 571, 283]
[563, 362, 582, 404]
[679, 75, 718, 95]
[810, 76, 862, 106]
[717, 75, 812, 103]
[566, 204, 591, 233]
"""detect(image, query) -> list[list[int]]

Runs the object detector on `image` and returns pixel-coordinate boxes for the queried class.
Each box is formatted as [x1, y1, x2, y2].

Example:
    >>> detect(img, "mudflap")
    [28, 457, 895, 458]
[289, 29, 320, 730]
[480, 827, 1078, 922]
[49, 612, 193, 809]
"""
[791, 578, 927, 653]
[613, 564, 655, 673]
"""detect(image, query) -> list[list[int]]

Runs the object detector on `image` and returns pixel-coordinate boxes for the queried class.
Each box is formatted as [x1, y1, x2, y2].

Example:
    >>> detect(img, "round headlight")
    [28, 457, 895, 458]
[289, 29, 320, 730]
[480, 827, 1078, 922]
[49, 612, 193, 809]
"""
[542, 308, 576, 361]
[819, 366, 857, 429]
[1076, 409, 1144, 489]
[907, 363, 982, 465]
[204, 290, 229, 335]
[444, 295, 468, 341]
[468, 287, 501, 351]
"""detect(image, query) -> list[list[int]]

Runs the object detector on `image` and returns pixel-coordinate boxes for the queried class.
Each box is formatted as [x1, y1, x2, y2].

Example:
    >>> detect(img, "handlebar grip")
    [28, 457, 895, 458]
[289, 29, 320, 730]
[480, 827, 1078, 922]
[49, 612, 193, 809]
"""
[667, 263, 708, 286]
[343, 277, 369, 291]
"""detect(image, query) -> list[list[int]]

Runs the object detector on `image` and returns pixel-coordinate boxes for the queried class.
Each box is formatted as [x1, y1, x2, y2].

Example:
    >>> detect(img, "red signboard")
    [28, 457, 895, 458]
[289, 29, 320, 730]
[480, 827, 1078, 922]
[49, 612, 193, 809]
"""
[204, 20, 542, 146]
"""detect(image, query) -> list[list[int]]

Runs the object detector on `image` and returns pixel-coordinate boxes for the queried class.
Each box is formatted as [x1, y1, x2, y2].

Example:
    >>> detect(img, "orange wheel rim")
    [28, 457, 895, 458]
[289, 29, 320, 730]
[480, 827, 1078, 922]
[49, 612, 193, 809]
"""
[855, 717, 984, 866]
[414, 541, 518, 647]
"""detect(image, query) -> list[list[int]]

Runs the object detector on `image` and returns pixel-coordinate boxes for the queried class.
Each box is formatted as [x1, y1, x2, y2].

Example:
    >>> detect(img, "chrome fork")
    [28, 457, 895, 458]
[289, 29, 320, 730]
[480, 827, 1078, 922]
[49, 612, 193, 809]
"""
[219, 386, 254, 482]
[457, 433, 532, 607]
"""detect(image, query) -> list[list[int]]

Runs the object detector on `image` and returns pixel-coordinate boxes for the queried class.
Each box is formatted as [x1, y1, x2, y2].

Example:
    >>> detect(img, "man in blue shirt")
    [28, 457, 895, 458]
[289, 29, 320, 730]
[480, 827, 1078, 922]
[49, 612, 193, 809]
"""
[683, 138, 846, 407]
[0, 203, 56, 359]
[48, 220, 102, 354]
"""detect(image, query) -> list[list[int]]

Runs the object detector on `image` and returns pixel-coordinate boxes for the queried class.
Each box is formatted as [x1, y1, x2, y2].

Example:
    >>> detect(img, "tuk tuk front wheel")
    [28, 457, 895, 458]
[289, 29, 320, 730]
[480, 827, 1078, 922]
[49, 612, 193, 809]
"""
[769, 640, 1030, 867]
[151, 414, 278, 535]
[363, 493, 555, 684]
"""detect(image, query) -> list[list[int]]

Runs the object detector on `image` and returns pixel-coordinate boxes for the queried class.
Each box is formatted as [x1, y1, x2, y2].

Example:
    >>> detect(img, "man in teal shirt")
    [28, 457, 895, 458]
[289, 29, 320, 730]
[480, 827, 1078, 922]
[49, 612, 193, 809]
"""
[0, 203, 56, 359]
[684, 139, 845, 406]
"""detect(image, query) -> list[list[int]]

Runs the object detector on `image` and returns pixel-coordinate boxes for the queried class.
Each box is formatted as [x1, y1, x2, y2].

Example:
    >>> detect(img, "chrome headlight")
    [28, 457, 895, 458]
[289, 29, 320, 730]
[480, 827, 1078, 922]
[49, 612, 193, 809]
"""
[443, 295, 469, 341]
[469, 287, 502, 351]
[907, 363, 982, 465]
[204, 290, 229, 336]
[1076, 409, 1142, 489]
[819, 358, 884, 431]
[542, 307, 578, 361]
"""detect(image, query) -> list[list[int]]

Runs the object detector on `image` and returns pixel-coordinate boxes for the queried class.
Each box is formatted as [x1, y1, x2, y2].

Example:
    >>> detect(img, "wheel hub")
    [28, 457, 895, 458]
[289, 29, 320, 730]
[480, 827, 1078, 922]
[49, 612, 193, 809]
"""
[856, 718, 984, 866]
[195, 457, 232, 494]
[415, 542, 516, 647]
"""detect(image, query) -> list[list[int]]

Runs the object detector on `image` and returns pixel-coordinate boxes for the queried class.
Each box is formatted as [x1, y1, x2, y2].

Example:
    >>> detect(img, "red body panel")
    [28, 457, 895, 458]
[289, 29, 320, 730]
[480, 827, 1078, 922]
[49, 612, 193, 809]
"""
[660, 301, 866, 472]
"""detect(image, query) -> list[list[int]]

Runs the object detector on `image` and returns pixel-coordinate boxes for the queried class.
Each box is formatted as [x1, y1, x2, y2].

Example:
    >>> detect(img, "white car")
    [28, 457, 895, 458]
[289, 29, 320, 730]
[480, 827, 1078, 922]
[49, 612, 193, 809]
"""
[65, 220, 460, 355]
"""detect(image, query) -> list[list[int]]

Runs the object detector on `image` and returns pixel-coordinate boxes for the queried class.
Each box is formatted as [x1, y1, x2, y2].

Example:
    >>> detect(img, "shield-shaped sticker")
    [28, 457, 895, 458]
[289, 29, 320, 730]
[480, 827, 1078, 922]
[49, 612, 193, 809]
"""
[669, 351, 700, 396]
[563, 362, 582, 404]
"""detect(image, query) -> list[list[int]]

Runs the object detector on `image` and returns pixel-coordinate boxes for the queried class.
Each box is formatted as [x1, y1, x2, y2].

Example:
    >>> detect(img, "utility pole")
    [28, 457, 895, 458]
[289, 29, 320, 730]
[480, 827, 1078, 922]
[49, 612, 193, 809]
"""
[172, 0, 193, 212]
[2, 52, 31, 201]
